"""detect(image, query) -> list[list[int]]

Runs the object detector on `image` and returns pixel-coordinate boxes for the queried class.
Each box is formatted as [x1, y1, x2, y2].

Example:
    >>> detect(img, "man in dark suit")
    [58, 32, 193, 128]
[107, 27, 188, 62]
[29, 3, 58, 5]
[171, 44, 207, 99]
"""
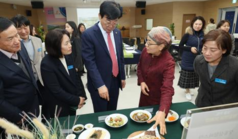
[0, 17, 39, 136]
[82, 1, 126, 112]
[194, 29, 238, 107]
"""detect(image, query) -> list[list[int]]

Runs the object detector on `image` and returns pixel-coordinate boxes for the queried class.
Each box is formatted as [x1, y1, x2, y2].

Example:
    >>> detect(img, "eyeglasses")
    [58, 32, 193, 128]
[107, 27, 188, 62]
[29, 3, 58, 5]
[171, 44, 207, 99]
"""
[105, 18, 118, 26]
[145, 39, 159, 46]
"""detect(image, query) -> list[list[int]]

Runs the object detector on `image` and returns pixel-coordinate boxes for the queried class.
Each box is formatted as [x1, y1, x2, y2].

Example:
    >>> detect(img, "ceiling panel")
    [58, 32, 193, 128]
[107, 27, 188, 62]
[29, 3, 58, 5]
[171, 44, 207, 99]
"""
[0, 0, 207, 8]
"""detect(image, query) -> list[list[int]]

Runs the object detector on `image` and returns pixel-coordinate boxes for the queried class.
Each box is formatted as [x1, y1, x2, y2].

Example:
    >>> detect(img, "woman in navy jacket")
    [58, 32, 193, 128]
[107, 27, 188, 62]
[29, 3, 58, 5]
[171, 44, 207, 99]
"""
[178, 16, 206, 100]
[41, 29, 86, 118]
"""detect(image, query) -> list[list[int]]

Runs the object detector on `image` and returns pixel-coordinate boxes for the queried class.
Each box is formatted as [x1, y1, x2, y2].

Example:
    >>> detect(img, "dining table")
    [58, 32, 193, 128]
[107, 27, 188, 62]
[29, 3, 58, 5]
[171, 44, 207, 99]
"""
[123, 45, 142, 78]
[59, 102, 196, 139]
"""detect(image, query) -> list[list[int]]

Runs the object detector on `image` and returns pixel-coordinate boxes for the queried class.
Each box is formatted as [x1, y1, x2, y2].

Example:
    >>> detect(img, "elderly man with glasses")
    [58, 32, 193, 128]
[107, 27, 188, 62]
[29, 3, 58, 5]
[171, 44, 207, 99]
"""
[82, 1, 126, 112]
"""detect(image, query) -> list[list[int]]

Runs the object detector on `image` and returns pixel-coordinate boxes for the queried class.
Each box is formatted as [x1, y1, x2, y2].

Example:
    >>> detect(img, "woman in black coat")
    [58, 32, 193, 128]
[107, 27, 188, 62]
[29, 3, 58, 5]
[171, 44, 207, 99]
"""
[41, 29, 86, 118]
[65, 21, 85, 76]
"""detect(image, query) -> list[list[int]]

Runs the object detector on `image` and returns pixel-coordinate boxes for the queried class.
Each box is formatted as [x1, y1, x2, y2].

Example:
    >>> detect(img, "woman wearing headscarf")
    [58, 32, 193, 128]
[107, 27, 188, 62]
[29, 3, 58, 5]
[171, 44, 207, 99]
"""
[137, 26, 175, 135]
[178, 16, 206, 100]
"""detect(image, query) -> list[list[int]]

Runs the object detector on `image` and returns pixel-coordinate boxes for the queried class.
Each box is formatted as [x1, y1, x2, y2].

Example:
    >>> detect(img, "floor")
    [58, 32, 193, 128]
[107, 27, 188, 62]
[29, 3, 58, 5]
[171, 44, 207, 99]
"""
[76, 64, 198, 115]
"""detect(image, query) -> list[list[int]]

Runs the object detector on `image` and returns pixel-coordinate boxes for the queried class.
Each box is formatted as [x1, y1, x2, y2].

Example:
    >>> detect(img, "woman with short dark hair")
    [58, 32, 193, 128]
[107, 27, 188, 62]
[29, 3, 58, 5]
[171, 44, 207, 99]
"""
[194, 29, 238, 107]
[41, 29, 86, 118]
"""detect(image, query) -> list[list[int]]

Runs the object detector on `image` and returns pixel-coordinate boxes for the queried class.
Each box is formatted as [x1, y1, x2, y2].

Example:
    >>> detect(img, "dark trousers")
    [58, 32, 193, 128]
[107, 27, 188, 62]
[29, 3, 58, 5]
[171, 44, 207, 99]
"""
[90, 76, 120, 112]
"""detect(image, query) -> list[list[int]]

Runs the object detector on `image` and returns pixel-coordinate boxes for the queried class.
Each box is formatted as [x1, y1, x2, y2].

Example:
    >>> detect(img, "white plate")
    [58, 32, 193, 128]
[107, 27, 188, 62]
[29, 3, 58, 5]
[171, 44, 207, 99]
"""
[78, 127, 110, 139]
[130, 110, 152, 123]
[105, 113, 128, 128]
[165, 110, 179, 122]
[66, 134, 76, 139]
[180, 117, 191, 129]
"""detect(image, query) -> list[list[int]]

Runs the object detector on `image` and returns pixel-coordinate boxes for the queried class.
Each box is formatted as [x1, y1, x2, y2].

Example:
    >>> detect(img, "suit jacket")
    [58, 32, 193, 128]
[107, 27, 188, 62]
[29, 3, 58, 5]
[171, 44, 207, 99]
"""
[0, 47, 39, 123]
[22, 35, 44, 85]
[82, 23, 125, 92]
[194, 55, 238, 107]
[41, 54, 86, 117]
[71, 37, 84, 72]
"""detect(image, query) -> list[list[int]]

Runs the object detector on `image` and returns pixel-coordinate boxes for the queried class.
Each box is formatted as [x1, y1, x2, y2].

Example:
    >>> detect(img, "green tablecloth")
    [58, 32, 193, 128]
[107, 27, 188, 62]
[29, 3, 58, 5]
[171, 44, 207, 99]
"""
[59, 102, 196, 139]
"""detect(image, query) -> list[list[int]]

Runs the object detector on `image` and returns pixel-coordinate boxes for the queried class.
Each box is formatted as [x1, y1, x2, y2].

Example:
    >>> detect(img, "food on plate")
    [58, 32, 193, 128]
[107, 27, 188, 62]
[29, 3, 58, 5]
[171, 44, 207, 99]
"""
[74, 126, 83, 132]
[184, 119, 190, 128]
[108, 116, 124, 127]
[132, 112, 149, 122]
[86, 129, 106, 139]
[72, 124, 84, 133]
[135, 131, 159, 139]
[165, 110, 178, 122]
[168, 116, 176, 121]
[136, 135, 159, 139]
[144, 131, 156, 136]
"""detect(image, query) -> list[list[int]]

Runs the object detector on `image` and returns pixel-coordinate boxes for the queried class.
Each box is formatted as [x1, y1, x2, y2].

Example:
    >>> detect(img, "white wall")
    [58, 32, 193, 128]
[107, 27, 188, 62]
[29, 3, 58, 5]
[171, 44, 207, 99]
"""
[66, 7, 78, 25]
[77, 8, 99, 28]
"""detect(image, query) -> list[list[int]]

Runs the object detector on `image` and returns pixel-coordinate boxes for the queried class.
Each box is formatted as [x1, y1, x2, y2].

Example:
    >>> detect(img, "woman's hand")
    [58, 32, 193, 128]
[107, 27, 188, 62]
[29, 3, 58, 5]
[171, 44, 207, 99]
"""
[191, 47, 197, 54]
[147, 111, 167, 135]
[141, 82, 149, 96]
[78, 97, 86, 109]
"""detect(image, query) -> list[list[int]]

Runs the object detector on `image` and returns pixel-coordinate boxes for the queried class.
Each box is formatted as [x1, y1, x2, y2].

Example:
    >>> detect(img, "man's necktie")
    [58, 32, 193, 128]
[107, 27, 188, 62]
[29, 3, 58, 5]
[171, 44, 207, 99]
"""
[107, 33, 119, 77]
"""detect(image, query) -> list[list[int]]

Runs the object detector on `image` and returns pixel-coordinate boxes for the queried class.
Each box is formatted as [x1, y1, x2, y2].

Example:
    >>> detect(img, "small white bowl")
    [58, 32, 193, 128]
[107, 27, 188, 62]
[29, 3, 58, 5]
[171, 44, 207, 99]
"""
[85, 123, 94, 130]
[66, 134, 76, 139]
[72, 124, 84, 134]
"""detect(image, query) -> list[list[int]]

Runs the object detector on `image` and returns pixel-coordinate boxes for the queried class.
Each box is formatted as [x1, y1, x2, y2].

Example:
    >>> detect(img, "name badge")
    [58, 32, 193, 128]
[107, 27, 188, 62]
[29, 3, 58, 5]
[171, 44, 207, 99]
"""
[215, 78, 227, 84]
[67, 65, 74, 70]
[38, 48, 42, 52]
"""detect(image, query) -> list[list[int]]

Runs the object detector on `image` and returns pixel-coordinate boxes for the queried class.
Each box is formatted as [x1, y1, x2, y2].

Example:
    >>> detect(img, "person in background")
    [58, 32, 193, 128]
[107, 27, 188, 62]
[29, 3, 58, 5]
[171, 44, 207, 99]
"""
[137, 26, 175, 135]
[77, 23, 86, 73]
[65, 21, 85, 76]
[41, 29, 86, 118]
[216, 20, 235, 55]
[178, 16, 206, 100]
[82, 1, 126, 112]
[11, 14, 45, 94]
[29, 24, 42, 41]
[205, 18, 216, 34]
[78, 23, 86, 38]
[194, 29, 238, 107]
[0, 17, 39, 137]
